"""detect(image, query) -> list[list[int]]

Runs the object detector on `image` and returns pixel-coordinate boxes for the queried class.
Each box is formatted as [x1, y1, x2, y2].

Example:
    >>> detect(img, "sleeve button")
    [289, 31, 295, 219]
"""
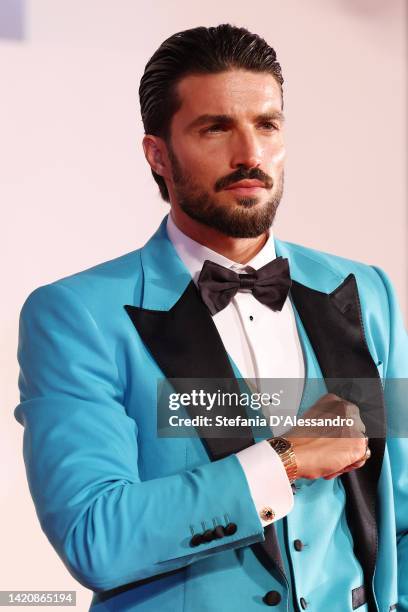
[202, 529, 215, 542]
[213, 525, 225, 539]
[189, 533, 203, 547]
[224, 522, 237, 536]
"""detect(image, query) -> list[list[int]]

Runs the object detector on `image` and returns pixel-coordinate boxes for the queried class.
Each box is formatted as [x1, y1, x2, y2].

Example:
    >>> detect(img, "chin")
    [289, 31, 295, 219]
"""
[234, 195, 270, 210]
[236, 198, 263, 209]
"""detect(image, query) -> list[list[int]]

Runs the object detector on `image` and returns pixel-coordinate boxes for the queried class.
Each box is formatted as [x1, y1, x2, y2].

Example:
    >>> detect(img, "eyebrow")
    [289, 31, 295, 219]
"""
[186, 110, 285, 131]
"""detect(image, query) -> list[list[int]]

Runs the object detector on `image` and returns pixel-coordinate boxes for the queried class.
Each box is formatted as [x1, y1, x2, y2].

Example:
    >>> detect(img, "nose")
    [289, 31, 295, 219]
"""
[230, 129, 263, 169]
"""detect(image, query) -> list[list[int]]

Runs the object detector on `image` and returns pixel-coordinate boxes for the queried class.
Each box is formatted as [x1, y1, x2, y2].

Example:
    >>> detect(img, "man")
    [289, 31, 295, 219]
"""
[15, 24, 407, 612]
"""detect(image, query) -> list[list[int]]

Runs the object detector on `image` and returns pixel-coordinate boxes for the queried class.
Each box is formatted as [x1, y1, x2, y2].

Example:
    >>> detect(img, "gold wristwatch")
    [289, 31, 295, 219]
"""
[267, 437, 298, 484]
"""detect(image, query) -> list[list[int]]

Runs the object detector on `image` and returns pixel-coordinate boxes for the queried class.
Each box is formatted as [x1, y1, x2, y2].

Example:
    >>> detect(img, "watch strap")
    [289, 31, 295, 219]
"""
[268, 437, 298, 484]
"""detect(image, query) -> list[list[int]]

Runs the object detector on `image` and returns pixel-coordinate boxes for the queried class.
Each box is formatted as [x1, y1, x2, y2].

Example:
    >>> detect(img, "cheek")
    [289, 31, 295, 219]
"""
[271, 146, 286, 165]
[182, 149, 222, 179]
[177, 142, 214, 170]
[186, 138, 231, 166]
[268, 142, 286, 168]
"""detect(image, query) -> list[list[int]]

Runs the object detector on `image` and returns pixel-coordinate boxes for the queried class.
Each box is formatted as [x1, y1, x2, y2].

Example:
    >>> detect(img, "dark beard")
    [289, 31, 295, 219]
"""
[168, 146, 284, 238]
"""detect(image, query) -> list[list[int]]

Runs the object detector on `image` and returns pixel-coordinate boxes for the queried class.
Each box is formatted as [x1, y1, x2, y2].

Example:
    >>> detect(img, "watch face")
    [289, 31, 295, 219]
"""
[270, 437, 290, 453]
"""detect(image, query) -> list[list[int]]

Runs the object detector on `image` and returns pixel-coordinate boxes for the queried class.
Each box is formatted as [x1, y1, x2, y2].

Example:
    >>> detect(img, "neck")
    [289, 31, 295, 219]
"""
[170, 208, 268, 264]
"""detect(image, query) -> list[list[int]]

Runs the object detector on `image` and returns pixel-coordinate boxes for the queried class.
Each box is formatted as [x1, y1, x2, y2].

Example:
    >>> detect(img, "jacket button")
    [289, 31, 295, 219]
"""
[300, 597, 308, 609]
[202, 529, 214, 542]
[224, 522, 237, 536]
[213, 525, 225, 539]
[263, 591, 281, 606]
[189, 533, 203, 547]
[294, 539, 304, 551]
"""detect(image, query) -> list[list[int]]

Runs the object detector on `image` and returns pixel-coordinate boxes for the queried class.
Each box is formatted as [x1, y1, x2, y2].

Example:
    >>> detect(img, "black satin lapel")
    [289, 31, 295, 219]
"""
[125, 280, 254, 460]
[290, 274, 385, 610]
[125, 280, 283, 578]
[125, 279, 296, 583]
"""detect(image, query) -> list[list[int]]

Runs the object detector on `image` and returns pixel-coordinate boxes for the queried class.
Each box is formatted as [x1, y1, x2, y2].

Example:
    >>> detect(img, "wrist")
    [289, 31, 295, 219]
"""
[267, 436, 298, 483]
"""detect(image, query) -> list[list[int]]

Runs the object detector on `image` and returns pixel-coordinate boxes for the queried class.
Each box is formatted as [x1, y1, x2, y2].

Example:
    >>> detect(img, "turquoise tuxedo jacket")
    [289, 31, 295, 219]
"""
[15, 216, 408, 611]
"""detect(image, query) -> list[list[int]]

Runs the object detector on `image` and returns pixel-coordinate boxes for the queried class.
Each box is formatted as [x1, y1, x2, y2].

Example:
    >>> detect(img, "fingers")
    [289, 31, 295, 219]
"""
[323, 464, 361, 480]
[344, 459, 366, 470]
[323, 448, 371, 480]
[290, 393, 371, 480]
[343, 401, 366, 437]
[307, 394, 366, 439]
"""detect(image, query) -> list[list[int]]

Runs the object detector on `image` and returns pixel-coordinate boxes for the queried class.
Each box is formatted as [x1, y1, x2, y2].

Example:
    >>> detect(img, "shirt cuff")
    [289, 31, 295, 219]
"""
[236, 440, 294, 527]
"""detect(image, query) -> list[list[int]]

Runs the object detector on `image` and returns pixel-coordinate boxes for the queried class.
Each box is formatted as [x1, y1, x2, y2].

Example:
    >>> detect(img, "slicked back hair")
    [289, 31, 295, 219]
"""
[139, 24, 284, 202]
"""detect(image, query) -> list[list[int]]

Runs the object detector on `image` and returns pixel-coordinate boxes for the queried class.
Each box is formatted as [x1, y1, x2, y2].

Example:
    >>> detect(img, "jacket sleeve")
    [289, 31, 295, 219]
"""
[372, 266, 408, 610]
[15, 282, 266, 593]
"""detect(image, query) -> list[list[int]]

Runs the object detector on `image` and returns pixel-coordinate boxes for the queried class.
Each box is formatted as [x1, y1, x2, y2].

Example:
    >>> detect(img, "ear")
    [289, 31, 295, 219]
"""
[142, 135, 171, 179]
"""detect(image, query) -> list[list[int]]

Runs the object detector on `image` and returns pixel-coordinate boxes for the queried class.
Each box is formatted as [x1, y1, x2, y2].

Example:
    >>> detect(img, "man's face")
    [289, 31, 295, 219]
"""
[166, 69, 285, 238]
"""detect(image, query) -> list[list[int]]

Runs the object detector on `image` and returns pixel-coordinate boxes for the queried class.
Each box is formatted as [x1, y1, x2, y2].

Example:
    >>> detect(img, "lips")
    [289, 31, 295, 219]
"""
[225, 179, 265, 189]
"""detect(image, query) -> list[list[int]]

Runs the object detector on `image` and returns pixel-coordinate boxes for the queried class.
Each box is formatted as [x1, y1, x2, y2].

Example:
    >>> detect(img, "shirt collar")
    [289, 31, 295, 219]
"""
[166, 212, 277, 285]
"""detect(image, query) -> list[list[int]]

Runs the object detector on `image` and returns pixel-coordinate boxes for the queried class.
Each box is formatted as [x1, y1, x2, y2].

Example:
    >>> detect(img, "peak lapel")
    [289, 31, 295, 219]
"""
[276, 239, 385, 609]
[125, 218, 285, 580]
[124, 217, 254, 460]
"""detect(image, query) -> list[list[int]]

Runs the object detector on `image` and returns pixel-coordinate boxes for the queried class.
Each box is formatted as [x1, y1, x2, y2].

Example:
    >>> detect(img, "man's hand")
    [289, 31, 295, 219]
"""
[285, 393, 369, 480]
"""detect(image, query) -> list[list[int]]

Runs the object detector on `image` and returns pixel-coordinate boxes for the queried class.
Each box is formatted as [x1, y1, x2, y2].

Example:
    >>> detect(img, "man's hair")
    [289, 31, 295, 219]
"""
[139, 24, 284, 202]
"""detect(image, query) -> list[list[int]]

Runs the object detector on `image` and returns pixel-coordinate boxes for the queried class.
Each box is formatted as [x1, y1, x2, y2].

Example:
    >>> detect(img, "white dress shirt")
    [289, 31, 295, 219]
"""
[166, 213, 305, 526]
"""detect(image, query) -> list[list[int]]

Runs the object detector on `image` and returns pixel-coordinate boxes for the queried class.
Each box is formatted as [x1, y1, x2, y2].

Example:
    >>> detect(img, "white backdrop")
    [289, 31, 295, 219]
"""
[1, 1, 406, 610]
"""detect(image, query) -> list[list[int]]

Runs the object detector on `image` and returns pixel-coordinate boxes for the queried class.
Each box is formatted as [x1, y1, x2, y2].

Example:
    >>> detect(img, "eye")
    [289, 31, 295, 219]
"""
[259, 121, 279, 131]
[203, 124, 227, 134]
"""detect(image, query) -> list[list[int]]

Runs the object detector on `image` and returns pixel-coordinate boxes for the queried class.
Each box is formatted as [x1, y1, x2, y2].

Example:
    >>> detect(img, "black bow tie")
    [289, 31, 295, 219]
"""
[197, 257, 292, 316]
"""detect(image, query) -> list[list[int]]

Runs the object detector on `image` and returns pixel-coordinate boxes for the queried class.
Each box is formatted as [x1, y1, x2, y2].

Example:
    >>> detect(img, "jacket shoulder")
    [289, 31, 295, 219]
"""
[22, 248, 143, 319]
[280, 239, 374, 275]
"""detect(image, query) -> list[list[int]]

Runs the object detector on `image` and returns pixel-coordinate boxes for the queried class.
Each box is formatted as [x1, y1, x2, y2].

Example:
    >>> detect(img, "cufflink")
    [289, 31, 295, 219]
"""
[260, 507, 276, 522]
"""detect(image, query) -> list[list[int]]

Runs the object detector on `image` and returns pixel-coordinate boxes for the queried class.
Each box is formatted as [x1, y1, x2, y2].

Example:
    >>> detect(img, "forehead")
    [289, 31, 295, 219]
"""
[173, 69, 282, 122]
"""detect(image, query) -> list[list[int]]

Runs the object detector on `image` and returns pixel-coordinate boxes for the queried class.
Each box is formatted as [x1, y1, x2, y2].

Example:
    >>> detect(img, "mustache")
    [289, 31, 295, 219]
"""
[215, 167, 273, 192]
